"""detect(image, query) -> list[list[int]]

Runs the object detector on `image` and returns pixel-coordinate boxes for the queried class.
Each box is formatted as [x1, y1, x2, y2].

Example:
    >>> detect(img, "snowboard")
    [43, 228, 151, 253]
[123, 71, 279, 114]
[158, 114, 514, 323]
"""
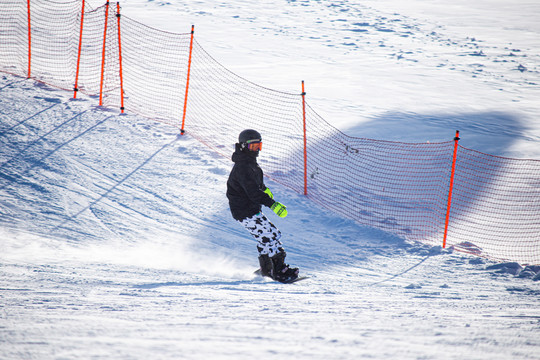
[253, 268, 309, 284]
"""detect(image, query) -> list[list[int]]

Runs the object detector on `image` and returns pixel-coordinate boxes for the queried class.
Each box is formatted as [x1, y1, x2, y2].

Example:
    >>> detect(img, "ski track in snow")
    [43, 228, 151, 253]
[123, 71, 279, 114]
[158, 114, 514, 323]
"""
[2, 0, 540, 358]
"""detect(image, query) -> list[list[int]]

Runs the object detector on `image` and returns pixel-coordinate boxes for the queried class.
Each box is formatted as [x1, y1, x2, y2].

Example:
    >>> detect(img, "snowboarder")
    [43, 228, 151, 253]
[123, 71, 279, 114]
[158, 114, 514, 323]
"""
[226, 129, 299, 283]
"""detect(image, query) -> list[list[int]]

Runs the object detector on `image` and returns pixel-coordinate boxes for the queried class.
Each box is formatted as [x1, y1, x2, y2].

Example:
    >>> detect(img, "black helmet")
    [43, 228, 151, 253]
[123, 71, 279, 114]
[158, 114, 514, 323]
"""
[238, 129, 262, 152]
[238, 129, 261, 144]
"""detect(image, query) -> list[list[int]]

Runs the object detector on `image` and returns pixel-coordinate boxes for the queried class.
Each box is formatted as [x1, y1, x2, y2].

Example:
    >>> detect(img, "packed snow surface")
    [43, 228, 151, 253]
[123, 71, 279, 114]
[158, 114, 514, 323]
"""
[1, 0, 540, 359]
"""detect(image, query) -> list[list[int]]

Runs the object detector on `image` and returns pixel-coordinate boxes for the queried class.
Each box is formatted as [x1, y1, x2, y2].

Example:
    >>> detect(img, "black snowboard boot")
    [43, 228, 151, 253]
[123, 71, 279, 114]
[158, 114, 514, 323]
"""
[271, 251, 299, 283]
[258, 254, 274, 279]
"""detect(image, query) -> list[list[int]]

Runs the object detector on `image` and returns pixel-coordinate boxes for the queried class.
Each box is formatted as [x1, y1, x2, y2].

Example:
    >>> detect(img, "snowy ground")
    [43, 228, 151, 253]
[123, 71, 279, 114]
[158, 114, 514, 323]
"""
[2, 0, 540, 359]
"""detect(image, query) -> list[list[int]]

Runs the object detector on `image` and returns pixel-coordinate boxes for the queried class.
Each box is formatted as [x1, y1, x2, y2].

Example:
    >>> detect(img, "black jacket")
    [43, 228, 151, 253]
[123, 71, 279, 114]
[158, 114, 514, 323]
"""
[226, 144, 275, 221]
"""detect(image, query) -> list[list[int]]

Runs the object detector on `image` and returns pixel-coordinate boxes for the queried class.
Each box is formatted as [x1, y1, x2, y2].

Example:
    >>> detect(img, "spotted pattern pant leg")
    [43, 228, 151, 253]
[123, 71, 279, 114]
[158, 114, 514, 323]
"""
[240, 213, 284, 257]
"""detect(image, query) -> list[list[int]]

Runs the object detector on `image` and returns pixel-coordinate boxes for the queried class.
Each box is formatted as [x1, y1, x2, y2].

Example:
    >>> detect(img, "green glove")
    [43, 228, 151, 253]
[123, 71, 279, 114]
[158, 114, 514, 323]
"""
[264, 187, 274, 199]
[271, 202, 288, 218]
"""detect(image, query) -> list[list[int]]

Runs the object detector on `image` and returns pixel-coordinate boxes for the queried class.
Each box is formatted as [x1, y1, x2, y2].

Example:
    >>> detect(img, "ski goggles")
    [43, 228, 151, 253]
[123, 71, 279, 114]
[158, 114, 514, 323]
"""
[246, 139, 262, 151]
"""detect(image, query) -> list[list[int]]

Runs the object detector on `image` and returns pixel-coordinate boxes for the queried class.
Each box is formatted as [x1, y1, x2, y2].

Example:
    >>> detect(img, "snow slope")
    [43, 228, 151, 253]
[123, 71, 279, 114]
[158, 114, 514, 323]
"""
[2, 0, 540, 359]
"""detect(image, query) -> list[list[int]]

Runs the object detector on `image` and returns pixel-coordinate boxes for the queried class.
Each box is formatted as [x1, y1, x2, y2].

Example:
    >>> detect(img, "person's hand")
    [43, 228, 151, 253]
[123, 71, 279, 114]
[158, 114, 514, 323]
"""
[271, 202, 288, 218]
[264, 187, 274, 199]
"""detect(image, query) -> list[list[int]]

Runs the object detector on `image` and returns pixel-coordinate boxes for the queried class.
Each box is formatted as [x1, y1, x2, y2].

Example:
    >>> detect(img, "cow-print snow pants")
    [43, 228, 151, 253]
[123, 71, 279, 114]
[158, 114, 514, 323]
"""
[239, 212, 284, 257]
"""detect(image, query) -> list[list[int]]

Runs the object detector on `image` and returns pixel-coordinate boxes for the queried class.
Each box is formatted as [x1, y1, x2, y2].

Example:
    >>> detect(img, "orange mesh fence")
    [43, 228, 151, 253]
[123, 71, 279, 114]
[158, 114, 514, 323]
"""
[1, 0, 539, 264]
[187, 39, 305, 175]
[103, 12, 191, 122]
[303, 107, 457, 245]
[72, 2, 106, 96]
[0, 0, 31, 77]
[447, 147, 540, 264]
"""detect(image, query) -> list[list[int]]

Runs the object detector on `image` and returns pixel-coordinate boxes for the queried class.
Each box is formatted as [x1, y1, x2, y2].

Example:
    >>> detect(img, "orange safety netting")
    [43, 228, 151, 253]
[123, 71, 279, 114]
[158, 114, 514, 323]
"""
[1, 0, 539, 264]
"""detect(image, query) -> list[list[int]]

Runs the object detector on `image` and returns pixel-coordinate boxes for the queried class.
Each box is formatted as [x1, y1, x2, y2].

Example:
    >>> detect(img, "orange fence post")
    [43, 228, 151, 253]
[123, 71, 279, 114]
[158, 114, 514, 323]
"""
[180, 25, 194, 135]
[99, 1, 110, 106]
[26, 0, 31, 78]
[116, 2, 124, 113]
[301, 80, 308, 196]
[443, 130, 460, 248]
[73, 0, 85, 98]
